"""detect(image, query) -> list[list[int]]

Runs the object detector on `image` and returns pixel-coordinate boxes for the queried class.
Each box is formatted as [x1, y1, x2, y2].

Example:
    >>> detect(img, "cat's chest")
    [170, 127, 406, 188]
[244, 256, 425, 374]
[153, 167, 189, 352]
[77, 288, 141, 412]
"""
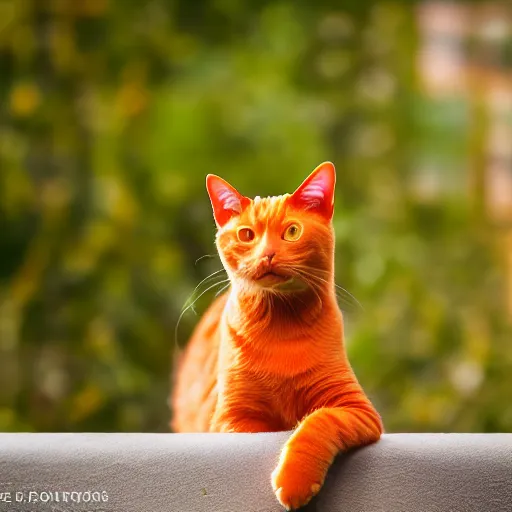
[264, 376, 312, 429]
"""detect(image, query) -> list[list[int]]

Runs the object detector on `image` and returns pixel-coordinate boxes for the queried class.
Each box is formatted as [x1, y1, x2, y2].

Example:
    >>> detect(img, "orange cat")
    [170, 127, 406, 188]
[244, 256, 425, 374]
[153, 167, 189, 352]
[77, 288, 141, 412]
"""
[171, 162, 383, 510]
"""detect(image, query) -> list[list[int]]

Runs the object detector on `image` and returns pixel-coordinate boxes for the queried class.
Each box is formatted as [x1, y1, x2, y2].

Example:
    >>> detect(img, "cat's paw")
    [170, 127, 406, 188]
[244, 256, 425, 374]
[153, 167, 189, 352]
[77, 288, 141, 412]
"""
[271, 459, 324, 511]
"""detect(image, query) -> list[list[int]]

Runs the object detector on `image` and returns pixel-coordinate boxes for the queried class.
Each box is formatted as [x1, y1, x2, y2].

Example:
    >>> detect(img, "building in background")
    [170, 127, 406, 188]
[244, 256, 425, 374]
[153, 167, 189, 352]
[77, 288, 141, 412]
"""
[417, 1, 512, 314]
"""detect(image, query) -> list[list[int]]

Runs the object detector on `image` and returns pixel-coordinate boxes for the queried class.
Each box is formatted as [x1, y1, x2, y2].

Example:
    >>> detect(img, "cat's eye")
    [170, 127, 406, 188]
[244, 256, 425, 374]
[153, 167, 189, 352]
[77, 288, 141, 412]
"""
[237, 227, 255, 242]
[282, 223, 303, 242]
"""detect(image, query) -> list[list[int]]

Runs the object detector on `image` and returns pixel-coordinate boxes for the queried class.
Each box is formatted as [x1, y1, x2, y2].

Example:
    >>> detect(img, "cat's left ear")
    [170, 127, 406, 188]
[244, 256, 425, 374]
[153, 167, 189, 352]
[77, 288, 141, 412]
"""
[206, 174, 250, 227]
[289, 161, 336, 220]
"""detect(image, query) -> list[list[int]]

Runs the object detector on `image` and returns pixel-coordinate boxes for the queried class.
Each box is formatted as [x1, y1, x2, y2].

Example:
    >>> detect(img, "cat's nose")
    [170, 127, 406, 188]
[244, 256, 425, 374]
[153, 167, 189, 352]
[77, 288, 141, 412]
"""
[264, 252, 276, 263]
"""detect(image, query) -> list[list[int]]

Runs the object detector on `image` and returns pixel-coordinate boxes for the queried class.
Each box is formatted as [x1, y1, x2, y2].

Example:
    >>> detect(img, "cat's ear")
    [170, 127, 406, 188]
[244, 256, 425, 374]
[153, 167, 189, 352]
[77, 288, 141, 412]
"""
[289, 162, 336, 219]
[206, 174, 250, 227]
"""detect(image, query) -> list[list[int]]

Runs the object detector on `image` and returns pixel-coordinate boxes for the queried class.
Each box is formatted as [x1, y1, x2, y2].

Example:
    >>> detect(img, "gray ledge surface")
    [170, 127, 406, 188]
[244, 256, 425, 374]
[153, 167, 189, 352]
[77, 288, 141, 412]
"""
[0, 433, 511, 512]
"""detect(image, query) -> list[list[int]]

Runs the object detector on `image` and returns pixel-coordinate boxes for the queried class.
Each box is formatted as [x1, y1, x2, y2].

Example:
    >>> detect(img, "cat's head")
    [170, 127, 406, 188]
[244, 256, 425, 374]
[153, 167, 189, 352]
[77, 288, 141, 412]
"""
[206, 162, 336, 293]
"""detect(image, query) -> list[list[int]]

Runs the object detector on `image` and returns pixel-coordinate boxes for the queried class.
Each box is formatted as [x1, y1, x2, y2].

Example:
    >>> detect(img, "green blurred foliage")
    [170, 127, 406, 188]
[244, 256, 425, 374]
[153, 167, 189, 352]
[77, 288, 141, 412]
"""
[0, 0, 511, 433]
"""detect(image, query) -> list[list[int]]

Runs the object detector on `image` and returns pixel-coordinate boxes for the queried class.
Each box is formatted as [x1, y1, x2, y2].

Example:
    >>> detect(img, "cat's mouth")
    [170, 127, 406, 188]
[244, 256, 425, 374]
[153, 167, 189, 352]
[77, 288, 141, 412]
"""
[255, 271, 290, 286]
[254, 271, 309, 292]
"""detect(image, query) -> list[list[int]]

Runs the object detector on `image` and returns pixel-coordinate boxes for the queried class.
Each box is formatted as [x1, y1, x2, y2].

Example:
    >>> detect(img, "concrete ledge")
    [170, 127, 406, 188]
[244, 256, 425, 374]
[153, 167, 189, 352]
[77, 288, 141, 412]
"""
[0, 433, 511, 511]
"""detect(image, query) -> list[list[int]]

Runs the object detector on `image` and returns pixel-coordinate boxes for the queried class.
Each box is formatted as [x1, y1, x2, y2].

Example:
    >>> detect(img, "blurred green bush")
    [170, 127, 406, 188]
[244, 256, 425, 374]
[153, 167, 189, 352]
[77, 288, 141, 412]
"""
[0, 0, 510, 433]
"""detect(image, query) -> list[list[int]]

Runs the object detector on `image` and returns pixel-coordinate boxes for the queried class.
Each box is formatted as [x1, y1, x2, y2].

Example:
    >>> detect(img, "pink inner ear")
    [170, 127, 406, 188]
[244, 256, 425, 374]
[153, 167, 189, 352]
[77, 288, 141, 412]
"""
[291, 162, 336, 218]
[206, 174, 249, 227]
[217, 186, 242, 213]
[298, 173, 330, 209]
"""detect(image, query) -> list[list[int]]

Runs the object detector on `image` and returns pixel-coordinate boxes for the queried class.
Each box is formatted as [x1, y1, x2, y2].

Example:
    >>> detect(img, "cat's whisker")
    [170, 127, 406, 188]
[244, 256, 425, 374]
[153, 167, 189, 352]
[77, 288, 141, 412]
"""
[195, 254, 217, 266]
[189, 268, 227, 299]
[304, 283, 323, 311]
[188, 271, 227, 314]
[333, 284, 364, 312]
[215, 283, 231, 297]
[291, 264, 364, 313]
[291, 267, 354, 313]
[302, 268, 362, 307]
[181, 277, 230, 314]
[174, 277, 230, 348]
[289, 269, 324, 310]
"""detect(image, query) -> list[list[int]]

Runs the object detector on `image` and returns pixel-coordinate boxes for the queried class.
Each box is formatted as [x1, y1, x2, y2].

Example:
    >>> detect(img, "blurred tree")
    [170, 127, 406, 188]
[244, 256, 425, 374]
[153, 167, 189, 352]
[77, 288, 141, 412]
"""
[0, 0, 510, 433]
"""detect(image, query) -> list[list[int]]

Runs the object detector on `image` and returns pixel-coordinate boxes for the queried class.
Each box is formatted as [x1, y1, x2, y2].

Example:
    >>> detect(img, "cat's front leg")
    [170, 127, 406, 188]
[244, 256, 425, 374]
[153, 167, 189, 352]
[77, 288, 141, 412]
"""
[210, 413, 274, 433]
[271, 402, 382, 510]
[209, 389, 277, 433]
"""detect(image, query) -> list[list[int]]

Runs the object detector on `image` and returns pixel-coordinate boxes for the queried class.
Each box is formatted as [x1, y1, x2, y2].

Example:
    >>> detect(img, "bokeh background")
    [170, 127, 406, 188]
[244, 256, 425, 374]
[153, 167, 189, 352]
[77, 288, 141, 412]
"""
[1, 0, 511, 433]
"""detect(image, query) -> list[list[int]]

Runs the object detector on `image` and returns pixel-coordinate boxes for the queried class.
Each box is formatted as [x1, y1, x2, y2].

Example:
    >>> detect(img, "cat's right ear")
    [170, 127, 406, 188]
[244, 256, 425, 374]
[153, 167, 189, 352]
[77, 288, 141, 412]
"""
[206, 174, 250, 227]
[289, 162, 336, 220]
